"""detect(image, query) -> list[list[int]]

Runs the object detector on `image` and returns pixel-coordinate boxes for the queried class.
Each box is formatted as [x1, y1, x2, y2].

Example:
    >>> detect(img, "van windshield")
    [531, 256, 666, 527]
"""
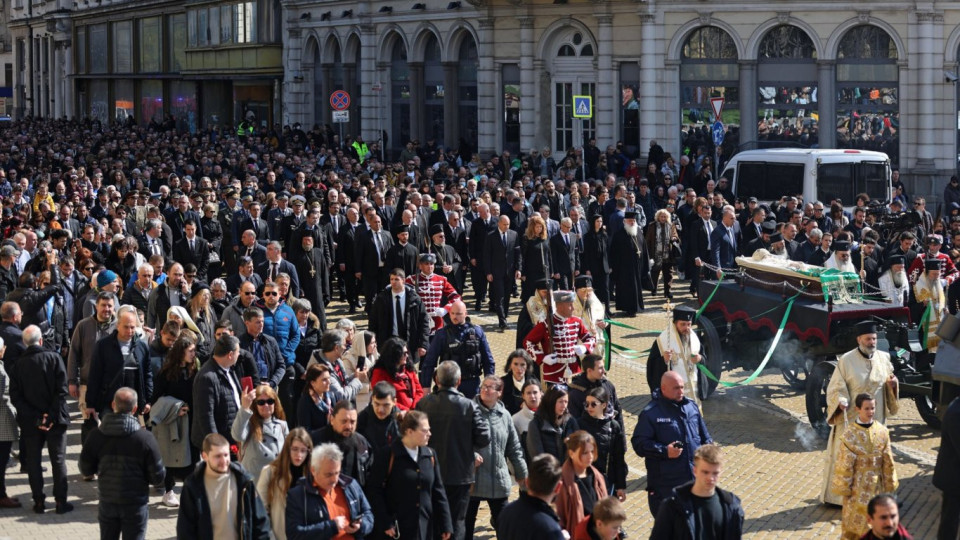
[816, 161, 889, 203]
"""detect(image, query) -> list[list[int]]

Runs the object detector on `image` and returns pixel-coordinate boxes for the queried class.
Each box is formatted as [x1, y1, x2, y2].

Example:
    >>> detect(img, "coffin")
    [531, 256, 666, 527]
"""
[734, 250, 861, 303]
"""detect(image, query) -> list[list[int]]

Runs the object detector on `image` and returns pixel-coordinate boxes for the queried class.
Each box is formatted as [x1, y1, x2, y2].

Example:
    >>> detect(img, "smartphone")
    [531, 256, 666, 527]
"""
[241, 376, 254, 393]
[356, 356, 366, 371]
[674, 441, 685, 449]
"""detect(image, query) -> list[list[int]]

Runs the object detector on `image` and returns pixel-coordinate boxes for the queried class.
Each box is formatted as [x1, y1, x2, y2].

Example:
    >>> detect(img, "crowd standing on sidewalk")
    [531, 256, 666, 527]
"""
[0, 115, 942, 538]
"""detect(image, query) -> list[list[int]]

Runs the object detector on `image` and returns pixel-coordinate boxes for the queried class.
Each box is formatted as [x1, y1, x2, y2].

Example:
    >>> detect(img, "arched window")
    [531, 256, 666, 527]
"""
[550, 30, 596, 152]
[680, 27, 739, 157]
[757, 25, 818, 147]
[423, 34, 444, 145]
[836, 25, 899, 165]
[458, 37, 479, 153]
[390, 38, 410, 158]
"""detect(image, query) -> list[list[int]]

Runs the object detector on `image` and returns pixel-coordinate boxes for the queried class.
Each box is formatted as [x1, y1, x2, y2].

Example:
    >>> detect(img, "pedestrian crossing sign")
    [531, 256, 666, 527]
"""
[573, 95, 592, 119]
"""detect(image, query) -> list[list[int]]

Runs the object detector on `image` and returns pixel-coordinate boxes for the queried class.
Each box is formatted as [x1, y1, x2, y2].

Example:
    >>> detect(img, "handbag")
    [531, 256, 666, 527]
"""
[670, 239, 682, 261]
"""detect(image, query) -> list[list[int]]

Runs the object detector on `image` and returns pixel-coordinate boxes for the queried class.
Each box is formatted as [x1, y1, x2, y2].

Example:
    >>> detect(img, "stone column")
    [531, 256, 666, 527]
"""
[359, 23, 378, 141]
[283, 26, 304, 127]
[595, 14, 614, 145]
[46, 36, 55, 118]
[914, 10, 939, 171]
[443, 61, 458, 149]
[409, 62, 424, 142]
[476, 18, 496, 157]
[63, 41, 74, 119]
[519, 16, 535, 152]
[639, 13, 657, 158]
[343, 63, 359, 136]
[52, 42, 63, 118]
[739, 60, 757, 151]
[816, 60, 836, 150]
[376, 61, 390, 151]
[320, 63, 333, 125]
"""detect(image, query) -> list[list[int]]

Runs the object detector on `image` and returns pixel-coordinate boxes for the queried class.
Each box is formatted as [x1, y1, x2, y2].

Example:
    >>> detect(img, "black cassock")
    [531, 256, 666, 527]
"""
[610, 228, 652, 313]
[293, 247, 328, 329]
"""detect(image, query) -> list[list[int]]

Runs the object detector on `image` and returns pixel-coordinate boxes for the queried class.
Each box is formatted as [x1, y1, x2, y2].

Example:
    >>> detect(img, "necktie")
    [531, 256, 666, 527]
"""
[564, 234, 570, 248]
[502, 233, 507, 247]
[333, 217, 339, 235]
[246, 246, 253, 257]
[152, 239, 160, 256]
[189, 240, 195, 251]
[374, 233, 383, 261]
[395, 295, 404, 337]
[270, 262, 277, 281]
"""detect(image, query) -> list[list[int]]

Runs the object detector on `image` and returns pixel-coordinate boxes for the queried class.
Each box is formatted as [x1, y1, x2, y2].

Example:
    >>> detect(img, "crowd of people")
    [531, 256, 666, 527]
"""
[0, 115, 940, 539]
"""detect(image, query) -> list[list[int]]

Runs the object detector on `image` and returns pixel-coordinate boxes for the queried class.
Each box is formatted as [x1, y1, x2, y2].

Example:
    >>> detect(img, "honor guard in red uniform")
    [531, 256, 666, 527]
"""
[523, 290, 596, 385]
[407, 252, 461, 334]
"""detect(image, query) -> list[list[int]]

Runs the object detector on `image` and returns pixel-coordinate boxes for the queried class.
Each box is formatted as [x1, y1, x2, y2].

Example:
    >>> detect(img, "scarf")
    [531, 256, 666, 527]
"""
[656, 323, 701, 390]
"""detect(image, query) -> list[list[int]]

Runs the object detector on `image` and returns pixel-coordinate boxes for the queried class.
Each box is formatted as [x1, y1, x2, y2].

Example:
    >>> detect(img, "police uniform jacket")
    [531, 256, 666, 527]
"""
[365, 440, 453, 540]
[630, 388, 712, 494]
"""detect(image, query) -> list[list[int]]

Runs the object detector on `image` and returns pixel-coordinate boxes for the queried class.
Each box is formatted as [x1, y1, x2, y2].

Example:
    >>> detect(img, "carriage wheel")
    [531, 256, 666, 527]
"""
[696, 316, 723, 400]
[805, 360, 836, 439]
[779, 342, 811, 390]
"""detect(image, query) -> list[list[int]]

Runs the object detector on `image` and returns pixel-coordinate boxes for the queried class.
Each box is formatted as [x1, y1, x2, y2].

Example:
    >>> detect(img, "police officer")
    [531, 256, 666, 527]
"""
[631, 370, 712, 517]
[419, 299, 495, 398]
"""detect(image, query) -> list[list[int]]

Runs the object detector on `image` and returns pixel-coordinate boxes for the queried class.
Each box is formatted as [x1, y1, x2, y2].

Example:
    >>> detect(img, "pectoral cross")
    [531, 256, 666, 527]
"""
[309, 267, 316, 277]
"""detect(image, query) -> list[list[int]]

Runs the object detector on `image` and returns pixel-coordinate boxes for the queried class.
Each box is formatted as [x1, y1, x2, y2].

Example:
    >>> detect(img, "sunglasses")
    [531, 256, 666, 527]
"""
[243, 292, 257, 296]
[264, 291, 279, 296]
[255, 399, 275, 406]
[585, 401, 603, 408]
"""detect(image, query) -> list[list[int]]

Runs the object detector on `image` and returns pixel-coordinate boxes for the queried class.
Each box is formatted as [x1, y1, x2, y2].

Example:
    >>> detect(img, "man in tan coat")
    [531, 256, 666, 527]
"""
[820, 320, 899, 505]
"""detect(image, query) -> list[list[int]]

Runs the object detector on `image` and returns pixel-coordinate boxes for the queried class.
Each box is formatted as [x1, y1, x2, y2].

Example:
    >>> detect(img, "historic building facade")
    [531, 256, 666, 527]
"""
[282, 1, 960, 194]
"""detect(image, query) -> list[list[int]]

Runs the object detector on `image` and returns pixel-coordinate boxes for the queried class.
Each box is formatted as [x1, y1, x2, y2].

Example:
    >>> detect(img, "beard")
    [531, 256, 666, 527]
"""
[770, 244, 786, 256]
[625, 222, 638, 237]
[860, 344, 877, 357]
[892, 270, 906, 288]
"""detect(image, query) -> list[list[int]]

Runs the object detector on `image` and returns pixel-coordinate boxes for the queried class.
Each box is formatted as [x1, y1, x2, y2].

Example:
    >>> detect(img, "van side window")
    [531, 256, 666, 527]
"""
[735, 162, 803, 200]
[817, 163, 854, 203]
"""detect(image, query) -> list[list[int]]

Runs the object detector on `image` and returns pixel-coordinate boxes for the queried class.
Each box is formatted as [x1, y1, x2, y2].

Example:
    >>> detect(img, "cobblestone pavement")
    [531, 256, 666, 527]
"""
[0, 287, 943, 539]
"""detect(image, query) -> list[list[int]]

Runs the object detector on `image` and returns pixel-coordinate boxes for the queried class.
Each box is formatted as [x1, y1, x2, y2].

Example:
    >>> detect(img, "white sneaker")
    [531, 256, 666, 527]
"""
[161, 491, 180, 508]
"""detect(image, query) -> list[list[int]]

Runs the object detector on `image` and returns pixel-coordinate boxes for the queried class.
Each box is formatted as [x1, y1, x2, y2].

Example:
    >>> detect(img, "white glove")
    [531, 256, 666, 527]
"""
[431, 307, 447, 318]
[542, 354, 558, 366]
[573, 344, 587, 356]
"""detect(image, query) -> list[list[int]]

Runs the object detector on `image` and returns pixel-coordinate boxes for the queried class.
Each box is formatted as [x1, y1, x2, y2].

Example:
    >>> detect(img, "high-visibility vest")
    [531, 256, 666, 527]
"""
[352, 141, 369, 163]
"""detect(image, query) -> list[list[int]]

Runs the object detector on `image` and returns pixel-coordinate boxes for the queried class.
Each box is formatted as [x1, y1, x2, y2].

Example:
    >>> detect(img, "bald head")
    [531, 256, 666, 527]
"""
[448, 300, 467, 325]
[660, 371, 686, 402]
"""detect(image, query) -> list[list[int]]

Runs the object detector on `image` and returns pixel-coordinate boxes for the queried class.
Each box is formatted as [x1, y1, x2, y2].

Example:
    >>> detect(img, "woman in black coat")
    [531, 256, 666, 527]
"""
[499, 350, 535, 416]
[366, 410, 453, 540]
[200, 203, 223, 279]
[527, 386, 578, 464]
[577, 387, 628, 500]
[519, 216, 552, 304]
[581, 214, 611, 310]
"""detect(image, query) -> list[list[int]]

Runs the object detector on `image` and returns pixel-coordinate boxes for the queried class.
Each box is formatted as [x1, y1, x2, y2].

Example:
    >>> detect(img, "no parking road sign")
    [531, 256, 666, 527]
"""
[330, 90, 351, 111]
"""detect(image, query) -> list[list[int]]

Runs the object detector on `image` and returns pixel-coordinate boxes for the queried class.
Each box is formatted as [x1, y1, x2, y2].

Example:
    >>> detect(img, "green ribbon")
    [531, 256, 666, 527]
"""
[695, 272, 725, 321]
[918, 302, 932, 348]
[696, 290, 801, 387]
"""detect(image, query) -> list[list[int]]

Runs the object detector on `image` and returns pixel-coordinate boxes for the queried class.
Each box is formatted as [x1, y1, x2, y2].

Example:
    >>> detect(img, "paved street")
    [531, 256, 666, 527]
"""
[0, 288, 943, 539]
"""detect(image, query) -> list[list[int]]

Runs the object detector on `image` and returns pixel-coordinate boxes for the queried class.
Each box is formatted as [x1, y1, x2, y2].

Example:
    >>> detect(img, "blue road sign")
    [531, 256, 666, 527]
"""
[712, 120, 725, 146]
[573, 95, 592, 119]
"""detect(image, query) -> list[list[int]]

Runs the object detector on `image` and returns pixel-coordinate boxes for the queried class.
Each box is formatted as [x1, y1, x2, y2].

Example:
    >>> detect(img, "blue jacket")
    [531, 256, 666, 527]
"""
[419, 320, 495, 398]
[497, 491, 566, 540]
[649, 481, 744, 540]
[631, 389, 712, 493]
[285, 474, 374, 540]
[258, 301, 300, 366]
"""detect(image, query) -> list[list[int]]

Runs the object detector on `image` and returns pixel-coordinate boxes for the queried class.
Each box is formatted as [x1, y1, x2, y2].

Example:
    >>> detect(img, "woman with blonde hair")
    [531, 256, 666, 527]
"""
[646, 208, 680, 300]
[256, 428, 313, 540]
[520, 215, 552, 303]
[231, 385, 289, 483]
[557, 430, 609, 534]
[186, 283, 215, 360]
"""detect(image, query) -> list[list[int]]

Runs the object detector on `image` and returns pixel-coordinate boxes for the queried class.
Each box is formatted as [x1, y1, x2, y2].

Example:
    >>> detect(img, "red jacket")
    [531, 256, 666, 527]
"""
[370, 365, 424, 410]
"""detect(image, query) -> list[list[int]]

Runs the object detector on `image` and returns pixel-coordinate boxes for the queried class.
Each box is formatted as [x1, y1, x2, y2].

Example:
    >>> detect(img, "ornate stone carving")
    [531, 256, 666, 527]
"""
[698, 12, 712, 26]
[776, 12, 790, 24]
[857, 11, 870, 23]
[915, 11, 943, 23]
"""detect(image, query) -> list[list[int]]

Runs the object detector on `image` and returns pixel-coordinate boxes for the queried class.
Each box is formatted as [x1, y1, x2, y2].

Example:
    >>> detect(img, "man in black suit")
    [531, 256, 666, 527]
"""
[386, 225, 419, 277]
[741, 206, 767, 247]
[506, 197, 529, 237]
[256, 241, 300, 297]
[191, 335, 242, 450]
[320, 201, 346, 302]
[239, 201, 270, 246]
[172, 219, 210, 283]
[483, 216, 521, 331]
[709, 206, 739, 278]
[165, 194, 202, 244]
[743, 220, 775, 258]
[429, 195, 457, 230]
[138, 219, 168, 262]
[468, 203, 497, 311]
[225, 256, 264, 296]
[355, 215, 394, 313]
[549, 217, 580, 290]
[57, 204, 82, 240]
[373, 192, 396, 235]
[369, 268, 431, 355]
[426, 225, 461, 292]
[237, 230, 267, 267]
[337, 208, 363, 312]
[690, 203, 715, 297]
[445, 211, 469, 293]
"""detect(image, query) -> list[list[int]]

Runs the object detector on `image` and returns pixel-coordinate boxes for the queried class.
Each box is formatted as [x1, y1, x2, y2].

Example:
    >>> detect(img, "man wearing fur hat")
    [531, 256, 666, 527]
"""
[407, 253, 461, 337]
[523, 290, 596, 385]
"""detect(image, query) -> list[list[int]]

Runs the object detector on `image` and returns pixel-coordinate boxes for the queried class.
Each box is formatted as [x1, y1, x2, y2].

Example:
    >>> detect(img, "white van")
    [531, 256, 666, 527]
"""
[719, 149, 891, 205]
